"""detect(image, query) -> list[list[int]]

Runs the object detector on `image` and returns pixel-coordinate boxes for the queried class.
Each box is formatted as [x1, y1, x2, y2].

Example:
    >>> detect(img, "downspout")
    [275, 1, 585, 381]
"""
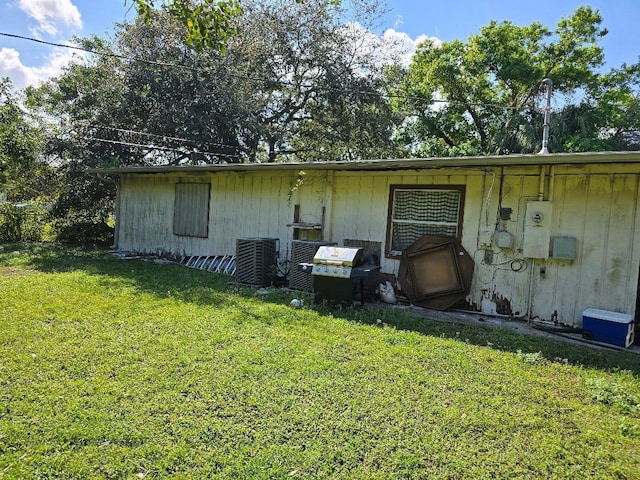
[526, 258, 536, 322]
[533, 163, 545, 317]
[538, 166, 545, 201]
[113, 175, 122, 250]
[326, 170, 336, 242]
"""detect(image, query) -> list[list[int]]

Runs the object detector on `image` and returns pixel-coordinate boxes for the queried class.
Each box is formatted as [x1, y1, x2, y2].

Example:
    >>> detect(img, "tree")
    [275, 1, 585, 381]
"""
[519, 61, 640, 153]
[223, 0, 398, 162]
[25, 38, 130, 226]
[34, 0, 397, 165]
[396, 6, 608, 156]
[581, 61, 640, 150]
[130, 0, 241, 51]
[0, 78, 50, 201]
[128, 0, 339, 50]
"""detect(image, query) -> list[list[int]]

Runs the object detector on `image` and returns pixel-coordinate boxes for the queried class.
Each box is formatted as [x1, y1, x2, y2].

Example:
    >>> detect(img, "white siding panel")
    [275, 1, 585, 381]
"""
[531, 172, 640, 325]
[602, 175, 636, 311]
[573, 174, 612, 316]
[115, 165, 640, 324]
[547, 174, 589, 325]
[370, 174, 390, 247]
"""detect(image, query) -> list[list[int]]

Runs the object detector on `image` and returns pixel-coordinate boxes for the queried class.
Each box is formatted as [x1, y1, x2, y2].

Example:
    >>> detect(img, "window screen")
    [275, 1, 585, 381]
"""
[388, 187, 462, 255]
[173, 183, 210, 238]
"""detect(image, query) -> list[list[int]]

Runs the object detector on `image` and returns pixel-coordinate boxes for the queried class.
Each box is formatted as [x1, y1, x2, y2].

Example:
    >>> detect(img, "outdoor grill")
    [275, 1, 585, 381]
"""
[302, 245, 380, 306]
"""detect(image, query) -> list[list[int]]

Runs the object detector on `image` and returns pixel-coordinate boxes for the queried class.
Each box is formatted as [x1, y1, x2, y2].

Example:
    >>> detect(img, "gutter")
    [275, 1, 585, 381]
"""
[87, 151, 640, 175]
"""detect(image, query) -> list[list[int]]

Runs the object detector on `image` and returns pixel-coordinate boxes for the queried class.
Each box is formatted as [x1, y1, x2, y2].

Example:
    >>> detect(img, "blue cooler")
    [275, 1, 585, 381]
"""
[582, 309, 635, 348]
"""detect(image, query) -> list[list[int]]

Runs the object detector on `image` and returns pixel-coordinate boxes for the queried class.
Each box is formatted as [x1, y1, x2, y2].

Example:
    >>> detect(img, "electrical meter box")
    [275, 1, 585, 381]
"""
[495, 230, 514, 249]
[523, 201, 552, 259]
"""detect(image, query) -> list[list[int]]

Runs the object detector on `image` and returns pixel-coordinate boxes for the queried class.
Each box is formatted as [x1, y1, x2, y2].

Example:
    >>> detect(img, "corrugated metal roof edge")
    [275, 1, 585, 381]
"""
[88, 151, 640, 175]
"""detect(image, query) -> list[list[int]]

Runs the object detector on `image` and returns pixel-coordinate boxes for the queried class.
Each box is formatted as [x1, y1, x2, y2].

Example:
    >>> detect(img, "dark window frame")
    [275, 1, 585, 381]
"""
[385, 184, 465, 258]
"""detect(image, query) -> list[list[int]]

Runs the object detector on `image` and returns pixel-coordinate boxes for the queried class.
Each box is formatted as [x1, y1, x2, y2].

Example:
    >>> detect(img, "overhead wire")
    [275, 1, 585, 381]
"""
[85, 136, 187, 153]
[2, 30, 583, 158]
[91, 124, 239, 150]
[85, 136, 241, 160]
[0, 30, 533, 111]
[0, 32, 201, 72]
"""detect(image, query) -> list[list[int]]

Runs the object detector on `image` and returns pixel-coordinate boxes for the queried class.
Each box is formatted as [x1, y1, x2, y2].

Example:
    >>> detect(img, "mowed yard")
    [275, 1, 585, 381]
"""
[1, 245, 639, 479]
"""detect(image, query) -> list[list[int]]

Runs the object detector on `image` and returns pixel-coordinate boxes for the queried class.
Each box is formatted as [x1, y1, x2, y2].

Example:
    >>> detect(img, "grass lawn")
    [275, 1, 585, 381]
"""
[1, 244, 639, 479]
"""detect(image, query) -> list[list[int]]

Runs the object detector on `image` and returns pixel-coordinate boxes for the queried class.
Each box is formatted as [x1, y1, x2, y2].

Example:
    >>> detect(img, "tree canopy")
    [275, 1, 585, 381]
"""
[394, 6, 619, 157]
[128, 0, 340, 51]
[129, 0, 242, 51]
[0, 78, 51, 201]
[33, 0, 397, 167]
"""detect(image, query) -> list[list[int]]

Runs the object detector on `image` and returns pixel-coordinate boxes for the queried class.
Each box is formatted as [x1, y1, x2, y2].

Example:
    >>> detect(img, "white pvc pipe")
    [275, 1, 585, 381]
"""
[538, 78, 553, 155]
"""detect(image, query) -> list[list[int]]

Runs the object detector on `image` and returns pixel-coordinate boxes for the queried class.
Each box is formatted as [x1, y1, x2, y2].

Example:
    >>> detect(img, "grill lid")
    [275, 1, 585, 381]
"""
[313, 246, 363, 266]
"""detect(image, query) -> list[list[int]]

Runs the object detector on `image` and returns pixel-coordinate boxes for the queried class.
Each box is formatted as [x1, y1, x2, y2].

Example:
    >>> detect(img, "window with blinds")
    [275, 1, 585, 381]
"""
[173, 183, 211, 238]
[387, 186, 464, 256]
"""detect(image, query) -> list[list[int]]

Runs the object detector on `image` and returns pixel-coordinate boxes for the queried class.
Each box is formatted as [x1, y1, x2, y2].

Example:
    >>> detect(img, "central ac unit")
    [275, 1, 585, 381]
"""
[235, 237, 278, 286]
[289, 240, 337, 291]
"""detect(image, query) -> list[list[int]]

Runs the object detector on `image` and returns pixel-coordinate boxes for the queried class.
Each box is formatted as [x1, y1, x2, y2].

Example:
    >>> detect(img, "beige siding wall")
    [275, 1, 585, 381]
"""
[117, 172, 297, 258]
[116, 164, 640, 325]
[327, 169, 486, 273]
[314, 165, 640, 324]
[531, 167, 640, 325]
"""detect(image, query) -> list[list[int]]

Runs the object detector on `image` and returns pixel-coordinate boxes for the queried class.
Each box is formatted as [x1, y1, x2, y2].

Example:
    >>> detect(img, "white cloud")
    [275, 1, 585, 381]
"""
[0, 46, 85, 89]
[393, 15, 404, 31]
[17, 0, 82, 36]
[382, 29, 442, 66]
[338, 23, 442, 74]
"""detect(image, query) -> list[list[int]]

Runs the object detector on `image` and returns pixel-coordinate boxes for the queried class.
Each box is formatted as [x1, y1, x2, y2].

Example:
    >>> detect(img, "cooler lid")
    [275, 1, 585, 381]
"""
[582, 308, 633, 323]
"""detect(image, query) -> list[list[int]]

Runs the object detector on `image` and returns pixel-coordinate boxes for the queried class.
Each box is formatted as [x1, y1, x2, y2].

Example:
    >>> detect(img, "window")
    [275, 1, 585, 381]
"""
[386, 185, 464, 257]
[173, 182, 211, 238]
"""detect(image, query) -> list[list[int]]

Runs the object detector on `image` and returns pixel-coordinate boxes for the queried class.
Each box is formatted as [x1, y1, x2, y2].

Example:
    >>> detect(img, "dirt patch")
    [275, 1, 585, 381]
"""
[0, 266, 30, 277]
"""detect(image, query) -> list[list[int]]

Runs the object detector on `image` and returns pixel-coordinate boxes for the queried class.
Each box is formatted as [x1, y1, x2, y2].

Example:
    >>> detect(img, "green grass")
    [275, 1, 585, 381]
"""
[1, 243, 639, 479]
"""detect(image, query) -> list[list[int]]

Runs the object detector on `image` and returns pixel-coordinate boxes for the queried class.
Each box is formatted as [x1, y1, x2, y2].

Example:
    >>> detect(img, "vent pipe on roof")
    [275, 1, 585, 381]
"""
[538, 78, 553, 155]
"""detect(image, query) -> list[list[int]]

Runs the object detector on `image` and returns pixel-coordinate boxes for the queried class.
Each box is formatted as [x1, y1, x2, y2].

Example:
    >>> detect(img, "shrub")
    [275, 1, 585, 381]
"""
[0, 203, 21, 242]
[0, 203, 50, 243]
[54, 220, 114, 246]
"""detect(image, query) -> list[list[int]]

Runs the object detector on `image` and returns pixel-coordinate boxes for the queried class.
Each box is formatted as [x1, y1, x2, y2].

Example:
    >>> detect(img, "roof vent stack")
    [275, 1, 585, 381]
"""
[538, 78, 553, 155]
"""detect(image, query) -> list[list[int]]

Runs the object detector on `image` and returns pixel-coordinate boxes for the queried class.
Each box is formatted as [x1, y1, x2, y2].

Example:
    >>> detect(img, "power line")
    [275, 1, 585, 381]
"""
[1, 30, 532, 110]
[1, 32, 200, 72]
[0, 31, 285, 87]
[84, 136, 242, 160]
[86, 136, 184, 153]
[92, 124, 238, 150]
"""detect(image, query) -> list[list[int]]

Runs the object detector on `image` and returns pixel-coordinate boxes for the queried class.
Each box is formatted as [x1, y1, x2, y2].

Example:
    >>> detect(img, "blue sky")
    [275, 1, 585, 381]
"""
[382, 0, 640, 68]
[1, 0, 639, 90]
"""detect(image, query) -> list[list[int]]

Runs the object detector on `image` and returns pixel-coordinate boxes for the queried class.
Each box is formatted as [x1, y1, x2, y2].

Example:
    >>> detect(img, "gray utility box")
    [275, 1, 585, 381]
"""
[552, 236, 577, 260]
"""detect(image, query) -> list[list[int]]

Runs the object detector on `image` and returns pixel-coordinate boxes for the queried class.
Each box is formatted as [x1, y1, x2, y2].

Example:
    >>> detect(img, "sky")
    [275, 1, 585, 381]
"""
[1, 0, 639, 90]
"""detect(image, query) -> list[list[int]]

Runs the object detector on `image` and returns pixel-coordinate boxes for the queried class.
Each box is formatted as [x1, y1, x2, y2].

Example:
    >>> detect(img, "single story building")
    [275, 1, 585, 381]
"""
[94, 151, 640, 328]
